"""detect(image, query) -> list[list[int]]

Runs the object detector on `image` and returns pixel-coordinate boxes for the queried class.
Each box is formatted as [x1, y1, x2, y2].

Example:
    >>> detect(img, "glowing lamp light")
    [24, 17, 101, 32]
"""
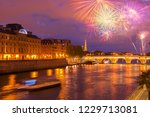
[27, 55, 30, 58]
[56, 53, 59, 58]
[4, 54, 11, 59]
[47, 69, 52, 76]
[31, 55, 37, 59]
[31, 71, 38, 78]
[16, 54, 19, 58]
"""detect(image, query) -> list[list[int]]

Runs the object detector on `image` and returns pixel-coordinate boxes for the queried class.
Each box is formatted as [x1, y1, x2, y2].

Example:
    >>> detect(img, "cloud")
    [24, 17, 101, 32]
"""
[32, 14, 61, 26]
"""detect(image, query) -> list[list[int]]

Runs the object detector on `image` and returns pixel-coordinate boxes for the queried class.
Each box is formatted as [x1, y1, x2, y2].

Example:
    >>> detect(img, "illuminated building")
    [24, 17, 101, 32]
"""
[41, 39, 71, 59]
[0, 23, 72, 60]
[0, 24, 41, 60]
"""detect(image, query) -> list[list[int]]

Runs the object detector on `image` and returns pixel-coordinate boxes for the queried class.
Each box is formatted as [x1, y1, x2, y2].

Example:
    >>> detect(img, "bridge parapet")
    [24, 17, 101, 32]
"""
[81, 55, 150, 64]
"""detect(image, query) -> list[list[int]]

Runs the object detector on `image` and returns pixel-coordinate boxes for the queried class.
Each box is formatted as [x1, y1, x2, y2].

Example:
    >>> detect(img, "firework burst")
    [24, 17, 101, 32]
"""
[116, 13, 130, 32]
[70, 0, 150, 54]
[138, 31, 149, 55]
[118, 1, 145, 29]
[101, 31, 112, 40]
[95, 7, 119, 32]
[70, 0, 114, 23]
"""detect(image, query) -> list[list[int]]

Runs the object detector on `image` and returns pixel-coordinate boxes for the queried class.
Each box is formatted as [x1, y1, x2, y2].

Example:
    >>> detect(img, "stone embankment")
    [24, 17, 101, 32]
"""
[0, 59, 68, 74]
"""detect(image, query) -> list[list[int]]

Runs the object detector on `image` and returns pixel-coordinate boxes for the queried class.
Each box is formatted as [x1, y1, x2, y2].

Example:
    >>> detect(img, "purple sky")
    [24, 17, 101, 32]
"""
[0, 0, 150, 53]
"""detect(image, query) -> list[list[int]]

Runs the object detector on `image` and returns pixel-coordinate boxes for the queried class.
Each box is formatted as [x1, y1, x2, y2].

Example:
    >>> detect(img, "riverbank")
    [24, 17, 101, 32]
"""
[127, 85, 148, 100]
[0, 59, 68, 74]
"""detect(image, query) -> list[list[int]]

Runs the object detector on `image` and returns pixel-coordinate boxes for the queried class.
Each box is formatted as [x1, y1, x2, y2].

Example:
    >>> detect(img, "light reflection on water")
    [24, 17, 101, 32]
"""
[0, 64, 149, 100]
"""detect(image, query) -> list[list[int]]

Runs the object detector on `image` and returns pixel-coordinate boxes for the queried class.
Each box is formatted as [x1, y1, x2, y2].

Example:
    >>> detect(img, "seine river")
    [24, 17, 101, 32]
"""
[0, 64, 149, 100]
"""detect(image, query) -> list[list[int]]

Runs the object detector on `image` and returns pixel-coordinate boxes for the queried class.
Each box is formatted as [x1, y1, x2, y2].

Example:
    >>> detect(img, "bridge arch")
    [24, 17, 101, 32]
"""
[102, 58, 112, 64]
[131, 59, 141, 64]
[116, 58, 126, 64]
[81, 56, 150, 64]
[92, 58, 99, 63]
[146, 59, 150, 64]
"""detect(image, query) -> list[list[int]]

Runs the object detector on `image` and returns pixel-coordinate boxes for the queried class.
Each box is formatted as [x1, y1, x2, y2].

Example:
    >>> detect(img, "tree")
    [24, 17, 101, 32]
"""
[93, 50, 104, 56]
[74, 45, 83, 57]
[66, 45, 83, 57]
[66, 45, 74, 57]
[138, 70, 150, 100]
[146, 52, 150, 56]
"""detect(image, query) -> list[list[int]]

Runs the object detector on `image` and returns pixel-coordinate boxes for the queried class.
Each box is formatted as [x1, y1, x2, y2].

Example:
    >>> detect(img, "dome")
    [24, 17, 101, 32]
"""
[19, 29, 28, 35]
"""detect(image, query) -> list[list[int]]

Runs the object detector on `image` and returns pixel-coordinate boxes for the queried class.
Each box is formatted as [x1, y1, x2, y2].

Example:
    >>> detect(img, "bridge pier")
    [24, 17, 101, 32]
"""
[125, 57, 131, 64]
[110, 58, 118, 64]
[141, 60, 146, 64]
[97, 59, 103, 64]
[140, 58, 146, 64]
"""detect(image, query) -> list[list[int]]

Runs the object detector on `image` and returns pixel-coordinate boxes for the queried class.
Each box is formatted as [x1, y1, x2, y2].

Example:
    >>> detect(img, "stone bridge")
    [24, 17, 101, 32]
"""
[81, 55, 150, 64]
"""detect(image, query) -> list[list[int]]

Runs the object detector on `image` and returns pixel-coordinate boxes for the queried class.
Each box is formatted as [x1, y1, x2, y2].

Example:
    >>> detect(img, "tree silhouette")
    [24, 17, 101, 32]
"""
[66, 45, 83, 57]
[138, 70, 150, 100]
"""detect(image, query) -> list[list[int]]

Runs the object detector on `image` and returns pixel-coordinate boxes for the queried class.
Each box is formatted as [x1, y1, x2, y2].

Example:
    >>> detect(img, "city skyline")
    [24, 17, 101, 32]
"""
[0, 0, 150, 52]
[0, 1, 150, 101]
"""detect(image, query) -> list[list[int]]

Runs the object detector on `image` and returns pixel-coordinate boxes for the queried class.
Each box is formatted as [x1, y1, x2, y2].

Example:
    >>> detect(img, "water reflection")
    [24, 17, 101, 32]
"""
[0, 64, 149, 100]
[55, 68, 66, 99]
[2, 92, 28, 100]
[2, 75, 16, 91]
[30, 71, 38, 78]
[47, 69, 52, 76]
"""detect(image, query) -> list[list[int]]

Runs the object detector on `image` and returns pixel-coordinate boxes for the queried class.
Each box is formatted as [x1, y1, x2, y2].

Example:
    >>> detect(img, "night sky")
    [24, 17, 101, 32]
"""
[0, 0, 150, 53]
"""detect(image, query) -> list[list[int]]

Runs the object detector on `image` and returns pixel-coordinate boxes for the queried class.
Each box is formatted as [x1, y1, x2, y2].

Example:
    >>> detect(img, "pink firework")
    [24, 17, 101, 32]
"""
[119, 1, 145, 25]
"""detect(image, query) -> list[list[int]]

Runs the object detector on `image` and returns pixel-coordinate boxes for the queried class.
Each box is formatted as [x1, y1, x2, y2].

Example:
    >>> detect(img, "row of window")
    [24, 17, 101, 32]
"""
[0, 42, 41, 48]
[0, 34, 41, 43]
[0, 47, 41, 54]
[0, 54, 65, 60]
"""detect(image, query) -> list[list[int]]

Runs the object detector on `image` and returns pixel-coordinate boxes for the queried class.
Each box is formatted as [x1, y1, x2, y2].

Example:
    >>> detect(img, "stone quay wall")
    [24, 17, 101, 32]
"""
[0, 59, 68, 74]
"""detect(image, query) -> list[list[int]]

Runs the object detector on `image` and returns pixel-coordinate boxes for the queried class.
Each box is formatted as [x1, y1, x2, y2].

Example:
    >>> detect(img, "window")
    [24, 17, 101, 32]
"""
[2, 47, 4, 53]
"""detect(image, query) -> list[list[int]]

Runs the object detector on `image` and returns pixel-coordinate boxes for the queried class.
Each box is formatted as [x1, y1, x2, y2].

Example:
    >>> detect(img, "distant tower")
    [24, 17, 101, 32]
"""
[83, 39, 87, 52]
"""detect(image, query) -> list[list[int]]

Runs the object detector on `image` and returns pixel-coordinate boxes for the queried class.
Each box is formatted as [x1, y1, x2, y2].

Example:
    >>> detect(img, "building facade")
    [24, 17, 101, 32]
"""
[41, 39, 71, 59]
[0, 32, 41, 60]
[0, 23, 71, 60]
